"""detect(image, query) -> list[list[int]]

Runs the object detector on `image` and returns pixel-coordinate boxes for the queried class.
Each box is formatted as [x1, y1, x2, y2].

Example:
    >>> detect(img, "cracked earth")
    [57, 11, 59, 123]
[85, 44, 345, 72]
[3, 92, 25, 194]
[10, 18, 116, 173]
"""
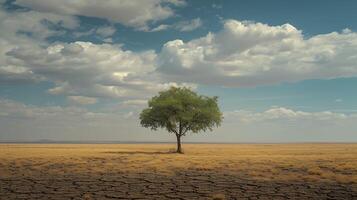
[0, 144, 356, 199]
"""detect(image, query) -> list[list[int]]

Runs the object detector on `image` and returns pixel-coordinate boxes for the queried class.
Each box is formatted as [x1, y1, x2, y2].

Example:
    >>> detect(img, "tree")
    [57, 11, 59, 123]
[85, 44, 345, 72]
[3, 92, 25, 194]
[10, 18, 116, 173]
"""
[140, 87, 223, 153]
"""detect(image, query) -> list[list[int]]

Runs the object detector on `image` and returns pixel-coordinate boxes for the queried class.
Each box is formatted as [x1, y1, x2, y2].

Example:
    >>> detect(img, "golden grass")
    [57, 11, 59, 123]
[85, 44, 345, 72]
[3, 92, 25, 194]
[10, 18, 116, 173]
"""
[0, 143, 356, 184]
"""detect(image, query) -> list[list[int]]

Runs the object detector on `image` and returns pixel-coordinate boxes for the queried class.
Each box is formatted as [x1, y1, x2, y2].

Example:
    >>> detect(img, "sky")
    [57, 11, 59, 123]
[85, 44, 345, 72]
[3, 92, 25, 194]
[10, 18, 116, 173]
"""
[0, 0, 357, 143]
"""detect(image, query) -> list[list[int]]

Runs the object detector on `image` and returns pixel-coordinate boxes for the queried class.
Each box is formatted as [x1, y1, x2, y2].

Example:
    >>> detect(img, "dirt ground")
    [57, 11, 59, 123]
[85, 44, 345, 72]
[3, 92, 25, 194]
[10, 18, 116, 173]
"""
[0, 143, 356, 199]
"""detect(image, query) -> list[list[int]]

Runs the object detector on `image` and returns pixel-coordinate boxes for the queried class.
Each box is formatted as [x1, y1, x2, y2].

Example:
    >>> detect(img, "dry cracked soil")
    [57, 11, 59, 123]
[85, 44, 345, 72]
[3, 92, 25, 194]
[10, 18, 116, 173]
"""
[0, 144, 356, 199]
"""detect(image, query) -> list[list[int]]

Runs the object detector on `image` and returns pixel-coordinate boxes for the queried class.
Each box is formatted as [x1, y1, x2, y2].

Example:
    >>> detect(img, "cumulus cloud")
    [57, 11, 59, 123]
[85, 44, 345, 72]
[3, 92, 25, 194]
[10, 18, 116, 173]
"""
[0, 7, 78, 84]
[6, 40, 196, 99]
[6, 41, 157, 98]
[0, 65, 43, 84]
[14, 0, 186, 31]
[158, 19, 357, 87]
[4, 5, 357, 101]
[0, 5, 195, 100]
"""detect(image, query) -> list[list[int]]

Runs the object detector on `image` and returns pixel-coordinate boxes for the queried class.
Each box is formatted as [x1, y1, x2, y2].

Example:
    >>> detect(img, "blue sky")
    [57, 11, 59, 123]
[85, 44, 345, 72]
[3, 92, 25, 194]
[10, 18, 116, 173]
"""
[0, 0, 356, 142]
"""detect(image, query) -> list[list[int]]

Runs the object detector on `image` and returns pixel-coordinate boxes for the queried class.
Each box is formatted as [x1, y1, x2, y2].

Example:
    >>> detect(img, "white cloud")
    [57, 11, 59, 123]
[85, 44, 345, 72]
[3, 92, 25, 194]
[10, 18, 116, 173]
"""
[0, 8, 78, 40]
[121, 99, 148, 107]
[67, 96, 97, 105]
[96, 26, 116, 37]
[150, 24, 171, 32]
[0, 7, 78, 84]
[1, 100, 356, 142]
[73, 28, 95, 38]
[0, 65, 43, 84]
[14, 0, 186, 31]
[158, 19, 357, 87]
[212, 107, 357, 142]
[150, 18, 202, 32]
[6, 41, 158, 98]
[224, 107, 352, 123]
[0, 99, 173, 142]
[102, 38, 113, 43]
[5, 39, 196, 99]
[72, 26, 116, 41]
[174, 18, 202, 32]
[0, 5, 198, 101]
[0, 99, 96, 119]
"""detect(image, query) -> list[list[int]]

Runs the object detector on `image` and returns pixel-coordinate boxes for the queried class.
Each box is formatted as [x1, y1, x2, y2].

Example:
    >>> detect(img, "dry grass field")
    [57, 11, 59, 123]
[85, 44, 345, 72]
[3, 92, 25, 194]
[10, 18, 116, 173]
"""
[0, 143, 356, 199]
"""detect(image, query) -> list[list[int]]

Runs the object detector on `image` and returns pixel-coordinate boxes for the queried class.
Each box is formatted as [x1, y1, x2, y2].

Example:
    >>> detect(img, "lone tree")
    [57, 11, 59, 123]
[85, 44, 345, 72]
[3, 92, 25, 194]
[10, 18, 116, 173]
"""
[140, 87, 223, 153]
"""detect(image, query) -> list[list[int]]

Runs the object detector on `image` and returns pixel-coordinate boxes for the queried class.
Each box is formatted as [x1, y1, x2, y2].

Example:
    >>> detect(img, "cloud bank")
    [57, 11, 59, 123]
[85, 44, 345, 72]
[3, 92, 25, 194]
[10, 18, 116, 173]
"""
[3, 4, 357, 100]
[14, 0, 186, 31]
[1, 99, 356, 142]
[158, 20, 357, 87]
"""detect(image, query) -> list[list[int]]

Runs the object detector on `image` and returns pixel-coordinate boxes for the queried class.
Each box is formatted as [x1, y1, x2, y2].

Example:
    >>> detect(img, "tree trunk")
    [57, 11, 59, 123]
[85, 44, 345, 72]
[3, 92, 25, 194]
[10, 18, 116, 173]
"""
[176, 134, 182, 153]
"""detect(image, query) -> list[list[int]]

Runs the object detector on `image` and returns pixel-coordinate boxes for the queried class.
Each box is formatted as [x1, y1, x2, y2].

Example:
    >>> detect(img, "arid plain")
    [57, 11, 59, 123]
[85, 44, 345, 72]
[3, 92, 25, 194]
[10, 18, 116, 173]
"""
[0, 144, 356, 199]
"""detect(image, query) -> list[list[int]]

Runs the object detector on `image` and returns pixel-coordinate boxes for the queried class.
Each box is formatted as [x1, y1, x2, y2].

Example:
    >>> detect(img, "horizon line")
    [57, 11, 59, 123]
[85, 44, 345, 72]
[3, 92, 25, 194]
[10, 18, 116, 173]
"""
[0, 140, 356, 144]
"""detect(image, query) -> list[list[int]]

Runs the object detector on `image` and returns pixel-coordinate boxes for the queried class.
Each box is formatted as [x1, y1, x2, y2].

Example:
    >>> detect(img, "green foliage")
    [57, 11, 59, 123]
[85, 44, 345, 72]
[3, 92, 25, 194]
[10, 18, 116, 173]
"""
[140, 87, 223, 136]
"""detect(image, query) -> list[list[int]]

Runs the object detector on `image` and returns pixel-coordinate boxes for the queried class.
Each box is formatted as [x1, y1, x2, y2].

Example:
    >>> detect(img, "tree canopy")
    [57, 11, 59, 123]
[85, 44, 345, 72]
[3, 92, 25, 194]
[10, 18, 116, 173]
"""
[140, 87, 223, 153]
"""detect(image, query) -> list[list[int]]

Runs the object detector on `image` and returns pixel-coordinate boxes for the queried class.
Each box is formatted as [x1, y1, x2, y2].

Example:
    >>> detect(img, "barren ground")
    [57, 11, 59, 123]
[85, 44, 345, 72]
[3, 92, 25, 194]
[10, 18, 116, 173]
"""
[0, 143, 356, 199]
